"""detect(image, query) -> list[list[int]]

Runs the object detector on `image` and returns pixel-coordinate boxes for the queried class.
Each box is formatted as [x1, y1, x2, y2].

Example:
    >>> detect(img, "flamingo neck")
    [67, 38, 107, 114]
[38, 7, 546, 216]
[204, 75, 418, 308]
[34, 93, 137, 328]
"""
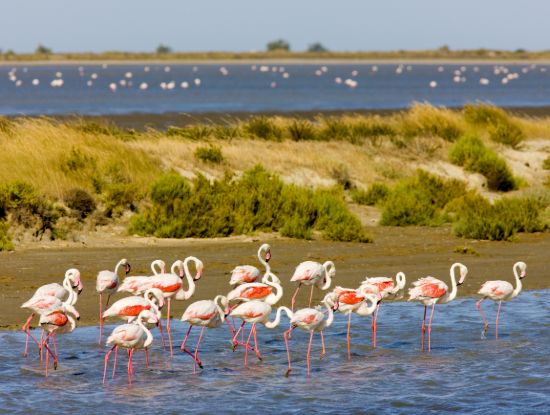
[324, 299, 335, 328]
[214, 295, 227, 322]
[181, 257, 198, 300]
[151, 260, 165, 275]
[63, 277, 77, 305]
[356, 294, 378, 316]
[258, 245, 270, 275]
[511, 263, 523, 298]
[391, 272, 406, 294]
[68, 315, 76, 332]
[113, 259, 125, 277]
[138, 314, 153, 348]
[265, 276, 283, 304]
[321, 261, 335, 290]
[265, 306, 292, 329]
[447, 263, 460, 302]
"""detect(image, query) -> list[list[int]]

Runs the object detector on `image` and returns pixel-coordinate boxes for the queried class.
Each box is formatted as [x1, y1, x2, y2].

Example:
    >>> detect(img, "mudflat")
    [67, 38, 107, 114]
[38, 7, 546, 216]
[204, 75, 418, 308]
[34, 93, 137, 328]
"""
[1, 226, 548, 330]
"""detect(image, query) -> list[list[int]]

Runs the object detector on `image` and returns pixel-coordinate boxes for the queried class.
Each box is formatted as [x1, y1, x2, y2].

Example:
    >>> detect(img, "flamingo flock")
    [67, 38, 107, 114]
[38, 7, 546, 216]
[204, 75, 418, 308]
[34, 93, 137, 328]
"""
[19, 246, 527, 382]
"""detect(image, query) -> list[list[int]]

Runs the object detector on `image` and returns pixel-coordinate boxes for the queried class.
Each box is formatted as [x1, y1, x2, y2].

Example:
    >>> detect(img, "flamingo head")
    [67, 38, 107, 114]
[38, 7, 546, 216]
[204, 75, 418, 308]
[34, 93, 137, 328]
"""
[141, 310, 160, 326]
[194, 263, 203, 281]
[517, 261, 527, 279]
[265, 249, 271, 263]
[124, 261, 131, 275]
[67, 268, 84, 294]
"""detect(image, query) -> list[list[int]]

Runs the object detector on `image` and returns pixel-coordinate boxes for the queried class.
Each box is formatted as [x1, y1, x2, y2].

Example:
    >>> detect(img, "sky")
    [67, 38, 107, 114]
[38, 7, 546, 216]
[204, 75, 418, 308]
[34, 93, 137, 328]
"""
[1, 0, 549, 53]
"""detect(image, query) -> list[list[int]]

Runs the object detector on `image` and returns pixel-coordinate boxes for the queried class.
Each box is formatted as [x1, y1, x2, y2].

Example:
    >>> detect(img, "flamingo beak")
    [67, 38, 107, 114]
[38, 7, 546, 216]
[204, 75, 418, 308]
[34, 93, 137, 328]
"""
[194, 269, 203, 281]
[265, 250, 271, 263]
[125, 263, 132, 275]
[520, 271, 526, 279]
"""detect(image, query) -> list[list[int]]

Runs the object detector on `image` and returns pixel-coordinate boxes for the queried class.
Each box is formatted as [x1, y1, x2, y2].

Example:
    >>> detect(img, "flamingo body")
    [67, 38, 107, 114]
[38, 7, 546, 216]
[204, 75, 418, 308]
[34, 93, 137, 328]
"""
[230, 265, 261, 285]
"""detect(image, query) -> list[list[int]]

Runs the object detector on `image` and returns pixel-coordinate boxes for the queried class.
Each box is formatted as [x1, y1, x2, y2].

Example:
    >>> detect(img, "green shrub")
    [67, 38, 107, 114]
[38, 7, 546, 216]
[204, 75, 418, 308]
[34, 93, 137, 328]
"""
[449, 193, 546, 240]
[64, 188, 96, 220]
[380, 170, 466, 226]
[72, 121, 137, 141]
[166, 125, 212, 140]
[244, 117, 283, 141]
[449, 134, 517, 191]
[0, 221, 13, 251]
[400, 104, 463, 141]
[194, 145, 224, 164]
[213, 126, 240, 141]
[330, 164, 354, 190]
[92, 164, 140, 217]
[488, 120, 525, 148]
[318, 118, 351, 141]
[351, 183, 390, 205]
[59, 148, 97, 175]
[129, 166, 371, 243]
[287, 120, 316, 141]
[542, 156, 550, 170]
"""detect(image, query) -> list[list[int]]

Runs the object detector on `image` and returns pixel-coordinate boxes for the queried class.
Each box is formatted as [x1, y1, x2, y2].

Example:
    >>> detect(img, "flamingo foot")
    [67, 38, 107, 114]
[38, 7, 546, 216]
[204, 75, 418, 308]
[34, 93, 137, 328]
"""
[320, 351, 326, 360]
[285, 368, 292, 377]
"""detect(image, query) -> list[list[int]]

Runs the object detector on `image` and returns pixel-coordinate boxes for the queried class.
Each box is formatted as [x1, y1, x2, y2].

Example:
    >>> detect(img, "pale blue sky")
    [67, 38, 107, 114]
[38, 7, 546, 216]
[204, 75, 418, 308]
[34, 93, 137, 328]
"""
[1, 0, 548, 52]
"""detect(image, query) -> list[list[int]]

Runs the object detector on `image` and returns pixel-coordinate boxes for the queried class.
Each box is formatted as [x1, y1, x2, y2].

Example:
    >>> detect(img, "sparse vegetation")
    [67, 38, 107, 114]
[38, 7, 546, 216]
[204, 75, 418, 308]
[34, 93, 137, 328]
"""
[0, 221, 13, 251]
[195, 145, 224, 164]
[64, 188, 96, 220]
[453, 245, 480, 255]
[543, 156, 550, 170]
[351, 183, 390, 206]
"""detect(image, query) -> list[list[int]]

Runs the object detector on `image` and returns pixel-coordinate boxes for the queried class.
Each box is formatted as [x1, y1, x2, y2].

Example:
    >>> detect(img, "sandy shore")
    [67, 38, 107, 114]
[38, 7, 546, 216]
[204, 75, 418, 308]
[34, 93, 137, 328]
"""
[2, 226, 548, 330]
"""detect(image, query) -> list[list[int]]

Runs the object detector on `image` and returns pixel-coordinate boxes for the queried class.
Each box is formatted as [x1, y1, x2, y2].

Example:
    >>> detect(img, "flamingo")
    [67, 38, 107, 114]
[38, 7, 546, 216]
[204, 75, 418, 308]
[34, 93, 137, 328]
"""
[39, 305, 79, 376]
[408, 263, 468, 351]
[229, 300, 293, 367]
[290, 260, 335, 310]
[117, 259, 169, 295]
[227, 272, 282, 306]
[119, 257, 204, 356]
[103, 310, 158, 384]
[476, 261, 527, 339]
[283, 293, 337, 376]
[102, 288, 165, 323]
[359, 272, 406, 347]
[97, 258, 131, 344]
[180, 295, 228, 373]
[229, 243, 271, 286]
[329, 287, 378, 360]
[21, 268, 82, 357]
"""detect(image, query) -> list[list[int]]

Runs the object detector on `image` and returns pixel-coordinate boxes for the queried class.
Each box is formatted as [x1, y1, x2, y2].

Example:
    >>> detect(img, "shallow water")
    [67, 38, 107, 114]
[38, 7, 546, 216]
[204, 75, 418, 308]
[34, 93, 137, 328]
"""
[1, 63, 550, 115]
[1, 290, 549, 414]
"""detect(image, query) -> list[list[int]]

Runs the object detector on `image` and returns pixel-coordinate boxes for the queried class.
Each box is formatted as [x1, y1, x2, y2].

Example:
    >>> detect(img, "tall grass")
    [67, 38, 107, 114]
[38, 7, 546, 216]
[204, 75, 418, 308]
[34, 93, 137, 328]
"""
[129, 166, 372, 242]
[449, 134, 517, 191]
[351, 183, 390, 206]
[400, 104, 464, 141]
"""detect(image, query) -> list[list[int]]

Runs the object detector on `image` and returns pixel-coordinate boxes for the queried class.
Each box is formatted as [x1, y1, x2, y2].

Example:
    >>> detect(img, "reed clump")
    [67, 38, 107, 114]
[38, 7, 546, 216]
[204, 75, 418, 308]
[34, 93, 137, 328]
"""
[194, 145, 224, 164]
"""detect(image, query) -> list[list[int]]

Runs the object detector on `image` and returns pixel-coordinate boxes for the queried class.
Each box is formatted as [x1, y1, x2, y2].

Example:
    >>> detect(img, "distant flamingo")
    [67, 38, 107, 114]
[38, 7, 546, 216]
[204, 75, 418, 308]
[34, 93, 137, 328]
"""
[329, 287, 378, 360]
[229, 300, 293, 367]
[103, 310, 158, 384]
[180, 295, 228, 373]
[39, 305, 79, 376]
[408, 263, 468, 351]
[97, 259, 131, 344]
[283, 293, 337, 376]
[229, 243, 271, 286]
[290, 261, 335, 310]
[476, 261, 527, 339]
[359, 272, 406, 347]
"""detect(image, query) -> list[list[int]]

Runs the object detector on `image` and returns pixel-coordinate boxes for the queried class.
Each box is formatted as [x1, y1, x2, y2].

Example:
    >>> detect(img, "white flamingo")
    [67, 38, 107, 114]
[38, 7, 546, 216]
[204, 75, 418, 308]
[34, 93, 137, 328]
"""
[229, 243, 271, 286]
[290, 261, 335, 310]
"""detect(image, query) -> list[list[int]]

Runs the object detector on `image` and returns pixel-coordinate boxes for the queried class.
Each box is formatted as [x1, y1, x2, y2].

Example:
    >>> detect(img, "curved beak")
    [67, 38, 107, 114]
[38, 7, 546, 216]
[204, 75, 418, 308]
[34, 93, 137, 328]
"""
[193, 270, 203, 281]
[125, 263, 132, 275]
[265, 250, 271, 263]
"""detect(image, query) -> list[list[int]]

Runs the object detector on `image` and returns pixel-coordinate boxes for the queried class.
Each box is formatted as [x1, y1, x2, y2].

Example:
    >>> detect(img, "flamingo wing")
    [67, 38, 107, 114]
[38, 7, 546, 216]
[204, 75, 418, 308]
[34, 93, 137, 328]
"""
[290, 261, 323, 283]
[478, 280, 513, 298]
[230, 265, 260, 285]
[182, 300, 217, 323]
[408, 277, 448, 300]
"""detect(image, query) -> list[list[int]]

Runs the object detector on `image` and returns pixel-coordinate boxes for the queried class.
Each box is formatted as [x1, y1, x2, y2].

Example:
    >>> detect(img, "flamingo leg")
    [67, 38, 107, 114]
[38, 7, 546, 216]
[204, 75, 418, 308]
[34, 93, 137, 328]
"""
[167, 298, 173, 357]
[244, 324, 255, 367]
[231, 321, 246, 351]
[346, 312, 352, 360]
[284, 328, 293, 376]
[40, 329, 44, 361]
[308, 286, 315, 308]
[127, 349, 132, 385]
[158, 318, 167, 351]
[373, 303, 380, 348]
[145, 348, 149, 368]
[495, 301, 502, 339]
[290, 284, 302, 311]
[22, 313, 36, 357]
[427, 303, 436, 352]
[112, 345, 119, 378]
[421, 305, 427, 351]
[476, 297, 489, 337]
[181, 325, 203, 367]
[225, 316, 236, 337]
[193, 327, 205, 374]
[252, 324, 262, 361]
[52, 334, 58, 358]
[103, 344, 116, 384]
[181, 325, 192, 351]
[320, 330, 326, 360]
[306, 330, 314, 376]
[98, 293, 103, 345]
[42, 333, 58, 369]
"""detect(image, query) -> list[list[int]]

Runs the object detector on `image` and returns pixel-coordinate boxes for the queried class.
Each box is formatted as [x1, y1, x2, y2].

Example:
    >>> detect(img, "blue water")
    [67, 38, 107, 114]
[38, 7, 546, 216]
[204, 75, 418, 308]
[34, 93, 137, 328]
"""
[1, 290, 549, 414]
[1, 63, 550, 115]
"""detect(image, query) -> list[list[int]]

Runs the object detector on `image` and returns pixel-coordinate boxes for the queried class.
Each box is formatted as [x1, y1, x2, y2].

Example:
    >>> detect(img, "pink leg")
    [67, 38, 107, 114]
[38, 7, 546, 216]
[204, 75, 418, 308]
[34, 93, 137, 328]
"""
[22, 313, 36, 357]
[306, 330, 314, 376]
[167, 298, 173, 357]
[193, 327, 205, 374]
[290, 284, 302, 311]
[158, 319, 167, 351]
[98, 293, 103, 345]
[495, 301, 502, 339]
[112, 345, 119, 378]
[320, 330, 326, 359]
[252, 324, 262, 361]
[181, 325, 203, 367]
[373, 303, 380, 348]
[421, 305, 427, 351]
[346, 312, 352, 361]
[308, 286, 315, 308]
[103, 344, 116, 384]
[52, 334, 58, 358]
[181, 325, 192, 351]
[42, 333, 58, 369]
[225, 316, 236, 337]
[476, 297, 489, 336]
[284, 328, 293, 376]
[244, 324, 255, 367]
[231, 321, 246, 350]
[145, 348, 149, 368]
[40, 329, 44, 361]
[427, 303, 436, 352]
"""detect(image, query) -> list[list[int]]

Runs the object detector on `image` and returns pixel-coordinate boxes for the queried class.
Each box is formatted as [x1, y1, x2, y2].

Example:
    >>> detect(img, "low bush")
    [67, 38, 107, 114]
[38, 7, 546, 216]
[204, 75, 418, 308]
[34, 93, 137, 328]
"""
[399, 104, 463, 141]
[287, 119, 316, 141]
[0, 221, 13, 251]
[166, 125, 212, 140]
[59, 147, 97, 175]
[195, 145, 224, 164]
[330, 164, 354, 190]
[542, 156, 550, 170]
[449, 134, 517, 191]
[64, 188, 96, 220]
[380, 170, 466, 226]
[351, 183, 390, 205]
[129, 166, 371, 242]
[488, 120, 525, 148]
[448, 193, 546, 240]
[244, 117, 283, 141]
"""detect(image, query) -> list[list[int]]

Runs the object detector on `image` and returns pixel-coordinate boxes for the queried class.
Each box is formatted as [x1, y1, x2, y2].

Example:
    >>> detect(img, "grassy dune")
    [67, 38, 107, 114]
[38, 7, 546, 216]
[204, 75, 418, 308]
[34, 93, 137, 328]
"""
[0, 104, 549, 248]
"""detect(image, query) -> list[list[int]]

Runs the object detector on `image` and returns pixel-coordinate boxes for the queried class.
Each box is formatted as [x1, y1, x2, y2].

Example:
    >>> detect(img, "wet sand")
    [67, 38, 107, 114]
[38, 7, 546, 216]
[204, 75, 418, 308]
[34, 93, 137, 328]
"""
[1, 226, 548, 330]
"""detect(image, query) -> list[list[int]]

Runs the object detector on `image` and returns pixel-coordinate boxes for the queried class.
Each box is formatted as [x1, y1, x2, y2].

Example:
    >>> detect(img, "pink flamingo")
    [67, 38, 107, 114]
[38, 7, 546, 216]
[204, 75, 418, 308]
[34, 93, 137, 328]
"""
[229, 243, 271, 286]
[290, 260, 335, 310]
[359, 272, 406, 347]
[39, 305, 79, 376]
[229, 300, 293, 367]
[103, 309, 158, 384]
[180, 295, 228, 373]
[96, 258, 131, 344]
[21, 273, 81, 357]
[283, 293, 336, 376]
[476, 261, 527, 339]
[118, 257, 203, 356]
[329, 287, 378, 360]
[408, 263, 468, 351]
